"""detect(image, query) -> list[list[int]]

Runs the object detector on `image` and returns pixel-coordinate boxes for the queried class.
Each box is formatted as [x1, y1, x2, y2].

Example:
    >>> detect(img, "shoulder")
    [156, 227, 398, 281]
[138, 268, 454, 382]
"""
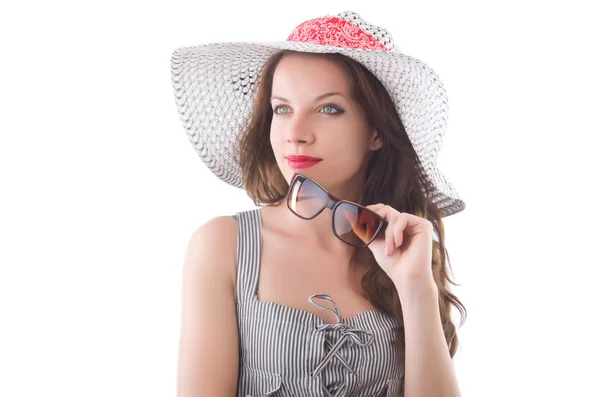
[183, 215, 238, 288]
[178, 215, 241, 395]
[188, 215, 238, 251]
[192, 214, 238, 238]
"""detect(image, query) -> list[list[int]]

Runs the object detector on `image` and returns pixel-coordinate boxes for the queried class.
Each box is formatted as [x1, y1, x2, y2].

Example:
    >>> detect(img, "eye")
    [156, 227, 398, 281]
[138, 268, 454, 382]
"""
[273, 105, 290, 115]
[320, 105, 342, 115]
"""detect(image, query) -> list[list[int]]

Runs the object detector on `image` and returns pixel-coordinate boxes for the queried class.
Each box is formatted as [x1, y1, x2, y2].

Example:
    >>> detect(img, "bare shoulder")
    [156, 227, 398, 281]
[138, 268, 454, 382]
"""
[177, 214, 240, 396]
[190, 214, 238, 242]
[184, 215, 238, 286]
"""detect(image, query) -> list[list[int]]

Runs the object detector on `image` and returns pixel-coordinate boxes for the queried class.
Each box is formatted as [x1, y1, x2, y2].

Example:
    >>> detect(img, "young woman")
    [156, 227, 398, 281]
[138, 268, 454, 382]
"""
[171, 11, 466, 397]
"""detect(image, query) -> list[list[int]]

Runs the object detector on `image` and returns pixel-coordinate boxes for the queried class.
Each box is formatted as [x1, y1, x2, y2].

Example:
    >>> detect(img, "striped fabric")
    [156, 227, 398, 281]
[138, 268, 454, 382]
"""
[233, 208, 404, 397]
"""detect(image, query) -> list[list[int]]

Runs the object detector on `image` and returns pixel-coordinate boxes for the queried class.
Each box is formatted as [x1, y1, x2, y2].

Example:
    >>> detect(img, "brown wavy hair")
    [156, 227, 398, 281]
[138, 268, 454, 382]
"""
[235, 50, 466, 362]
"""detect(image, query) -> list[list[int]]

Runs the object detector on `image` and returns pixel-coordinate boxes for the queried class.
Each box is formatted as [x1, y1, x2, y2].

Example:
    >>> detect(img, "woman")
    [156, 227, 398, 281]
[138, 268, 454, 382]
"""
[171, 11, 466, 397]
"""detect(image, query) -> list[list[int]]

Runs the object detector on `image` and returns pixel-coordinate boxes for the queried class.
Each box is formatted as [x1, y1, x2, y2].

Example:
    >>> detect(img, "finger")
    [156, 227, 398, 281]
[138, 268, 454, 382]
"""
[364, 204, 396, 253]
[367, 205, 430, 237]
[397, 211, 432, 232]
[365, 203, 385, 212]
[365, 204, 396, 220]
[393, 216, 405, 247]
[384, 217, 395, 255]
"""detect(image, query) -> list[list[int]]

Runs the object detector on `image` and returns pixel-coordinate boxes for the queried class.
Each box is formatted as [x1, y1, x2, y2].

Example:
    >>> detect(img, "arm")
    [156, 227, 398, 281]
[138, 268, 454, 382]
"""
[398, 280, 462, 397]
[177, 216, 239, 397]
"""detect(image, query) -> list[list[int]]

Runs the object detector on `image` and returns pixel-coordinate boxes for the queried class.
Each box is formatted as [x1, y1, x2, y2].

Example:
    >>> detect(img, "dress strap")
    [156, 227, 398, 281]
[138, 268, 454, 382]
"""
[232, 208, 262, 303]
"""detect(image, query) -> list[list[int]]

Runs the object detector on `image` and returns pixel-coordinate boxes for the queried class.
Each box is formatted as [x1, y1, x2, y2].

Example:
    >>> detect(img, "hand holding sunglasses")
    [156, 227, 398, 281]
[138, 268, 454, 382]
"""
[286, 173, 437, 288]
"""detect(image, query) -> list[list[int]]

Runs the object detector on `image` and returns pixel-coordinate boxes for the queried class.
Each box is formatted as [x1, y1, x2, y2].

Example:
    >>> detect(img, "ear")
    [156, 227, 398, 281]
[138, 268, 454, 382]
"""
[369, 130, 383, 151]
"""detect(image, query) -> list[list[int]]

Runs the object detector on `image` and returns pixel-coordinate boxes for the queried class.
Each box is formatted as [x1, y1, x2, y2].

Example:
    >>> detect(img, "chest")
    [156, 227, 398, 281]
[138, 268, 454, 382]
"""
[257, 227, 375, 323]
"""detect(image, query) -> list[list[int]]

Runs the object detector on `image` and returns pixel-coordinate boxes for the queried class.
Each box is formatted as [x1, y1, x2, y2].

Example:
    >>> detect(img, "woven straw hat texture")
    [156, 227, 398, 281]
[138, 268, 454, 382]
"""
[171, 11, 465, 217]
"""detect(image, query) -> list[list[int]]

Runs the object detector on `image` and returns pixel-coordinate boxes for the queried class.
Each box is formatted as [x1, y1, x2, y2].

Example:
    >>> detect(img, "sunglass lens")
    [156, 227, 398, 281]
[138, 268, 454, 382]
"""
[287, 176, 328, 219]
[333, 202, 384, 246]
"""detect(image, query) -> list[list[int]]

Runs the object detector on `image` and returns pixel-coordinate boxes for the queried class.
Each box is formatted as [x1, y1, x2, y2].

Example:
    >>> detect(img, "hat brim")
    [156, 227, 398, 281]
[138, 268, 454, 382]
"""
[171, 41, 465, 217]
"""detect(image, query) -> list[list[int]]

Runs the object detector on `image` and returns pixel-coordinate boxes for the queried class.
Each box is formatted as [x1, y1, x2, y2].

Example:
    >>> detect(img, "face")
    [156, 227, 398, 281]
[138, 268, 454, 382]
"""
[269, 53, 382, 196]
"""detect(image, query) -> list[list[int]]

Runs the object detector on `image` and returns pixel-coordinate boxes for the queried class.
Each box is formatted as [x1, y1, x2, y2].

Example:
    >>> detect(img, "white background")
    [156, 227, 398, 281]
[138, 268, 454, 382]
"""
[1, 1, 598, 396]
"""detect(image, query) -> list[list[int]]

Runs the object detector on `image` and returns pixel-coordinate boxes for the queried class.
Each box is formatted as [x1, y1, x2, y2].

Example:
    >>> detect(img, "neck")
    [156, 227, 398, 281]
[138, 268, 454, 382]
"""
[266, 170, 368, 259]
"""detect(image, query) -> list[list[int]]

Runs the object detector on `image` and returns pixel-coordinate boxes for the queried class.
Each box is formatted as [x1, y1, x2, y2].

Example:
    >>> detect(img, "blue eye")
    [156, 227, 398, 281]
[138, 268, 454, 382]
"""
[321, 105, 344, 116]
[273, 104, 343, 115]
[321, 105, 342, 114]
[273, 105, 289, 115]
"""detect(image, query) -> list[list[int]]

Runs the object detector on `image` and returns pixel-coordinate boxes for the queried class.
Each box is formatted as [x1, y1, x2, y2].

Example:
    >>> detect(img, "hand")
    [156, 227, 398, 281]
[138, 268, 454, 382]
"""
[363, 204, 436, 289]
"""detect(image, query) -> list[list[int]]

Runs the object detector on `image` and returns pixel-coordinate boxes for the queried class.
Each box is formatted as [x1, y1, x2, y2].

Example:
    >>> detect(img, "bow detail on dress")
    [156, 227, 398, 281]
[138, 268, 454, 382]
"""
[308, 294, 375, 379]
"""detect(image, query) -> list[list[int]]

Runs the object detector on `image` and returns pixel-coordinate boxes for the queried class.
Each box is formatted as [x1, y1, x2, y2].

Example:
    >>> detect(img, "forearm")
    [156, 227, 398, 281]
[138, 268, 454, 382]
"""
[396, 280, 461, 397]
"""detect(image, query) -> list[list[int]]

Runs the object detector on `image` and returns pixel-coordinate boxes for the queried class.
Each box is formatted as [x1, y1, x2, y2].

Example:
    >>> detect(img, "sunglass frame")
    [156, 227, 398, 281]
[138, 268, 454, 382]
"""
[285, 173, 388, 248]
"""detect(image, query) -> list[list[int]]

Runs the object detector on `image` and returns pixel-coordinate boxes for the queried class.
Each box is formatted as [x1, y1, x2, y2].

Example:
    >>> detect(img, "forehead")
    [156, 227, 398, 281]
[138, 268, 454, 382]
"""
[271, 53, 352, 97]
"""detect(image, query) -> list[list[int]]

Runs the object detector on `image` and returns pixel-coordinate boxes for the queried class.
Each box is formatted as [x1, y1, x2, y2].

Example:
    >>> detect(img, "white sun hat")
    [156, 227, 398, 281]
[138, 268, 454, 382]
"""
[170, 10, 465, 217]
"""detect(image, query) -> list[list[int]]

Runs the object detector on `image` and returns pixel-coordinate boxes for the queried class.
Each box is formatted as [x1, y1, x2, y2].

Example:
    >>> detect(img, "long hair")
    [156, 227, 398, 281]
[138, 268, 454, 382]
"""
[236, 50, 466, 362]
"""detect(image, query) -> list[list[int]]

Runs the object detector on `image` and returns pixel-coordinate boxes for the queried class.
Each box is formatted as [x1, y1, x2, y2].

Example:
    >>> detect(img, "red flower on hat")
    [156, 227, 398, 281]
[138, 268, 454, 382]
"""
[287, 16, 389, 51]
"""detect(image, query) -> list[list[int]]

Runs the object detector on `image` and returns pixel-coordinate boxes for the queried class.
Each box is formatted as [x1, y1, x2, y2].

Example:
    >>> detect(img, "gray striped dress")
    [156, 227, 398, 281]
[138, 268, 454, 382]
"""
[233, 209, 404, 397]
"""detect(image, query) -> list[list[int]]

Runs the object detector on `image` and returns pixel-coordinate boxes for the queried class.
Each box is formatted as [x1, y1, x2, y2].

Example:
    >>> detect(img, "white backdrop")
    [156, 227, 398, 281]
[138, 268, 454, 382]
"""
[1, 1, 598, 396]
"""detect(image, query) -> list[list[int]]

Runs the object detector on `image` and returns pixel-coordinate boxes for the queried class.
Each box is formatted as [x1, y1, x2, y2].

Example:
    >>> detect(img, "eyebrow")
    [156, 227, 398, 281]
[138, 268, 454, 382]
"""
[270, 92, 346, 102]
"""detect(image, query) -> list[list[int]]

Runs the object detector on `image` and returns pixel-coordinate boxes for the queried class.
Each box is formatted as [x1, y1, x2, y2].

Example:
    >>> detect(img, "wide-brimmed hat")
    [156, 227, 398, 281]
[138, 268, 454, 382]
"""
[170, 11, 465, 217]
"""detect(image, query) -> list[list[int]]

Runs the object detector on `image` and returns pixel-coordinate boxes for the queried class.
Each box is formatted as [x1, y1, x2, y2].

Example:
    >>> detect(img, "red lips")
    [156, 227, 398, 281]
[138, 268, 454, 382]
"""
[286, 155, 322, 162]
[286, 155, 322, 169]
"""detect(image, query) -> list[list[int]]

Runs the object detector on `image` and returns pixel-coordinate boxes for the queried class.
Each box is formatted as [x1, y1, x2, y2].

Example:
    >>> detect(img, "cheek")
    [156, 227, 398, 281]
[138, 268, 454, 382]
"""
[327, 131, 367, 154]
[328, 132, 372, 167]
[269, 127, 282, 153]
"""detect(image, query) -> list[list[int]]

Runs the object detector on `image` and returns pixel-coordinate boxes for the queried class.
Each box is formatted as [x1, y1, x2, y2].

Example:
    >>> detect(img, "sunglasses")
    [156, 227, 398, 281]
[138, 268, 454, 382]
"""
[286, 173, 388, 248]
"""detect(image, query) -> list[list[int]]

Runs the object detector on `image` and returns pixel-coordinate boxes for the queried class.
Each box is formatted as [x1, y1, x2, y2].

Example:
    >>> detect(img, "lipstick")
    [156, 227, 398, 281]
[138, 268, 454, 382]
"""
[286, 155, 322, 169]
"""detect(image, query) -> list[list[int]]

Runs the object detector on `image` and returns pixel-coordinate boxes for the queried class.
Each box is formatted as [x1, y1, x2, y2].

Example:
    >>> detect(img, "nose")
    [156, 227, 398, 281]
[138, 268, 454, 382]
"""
[285, 115, 315, 144]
